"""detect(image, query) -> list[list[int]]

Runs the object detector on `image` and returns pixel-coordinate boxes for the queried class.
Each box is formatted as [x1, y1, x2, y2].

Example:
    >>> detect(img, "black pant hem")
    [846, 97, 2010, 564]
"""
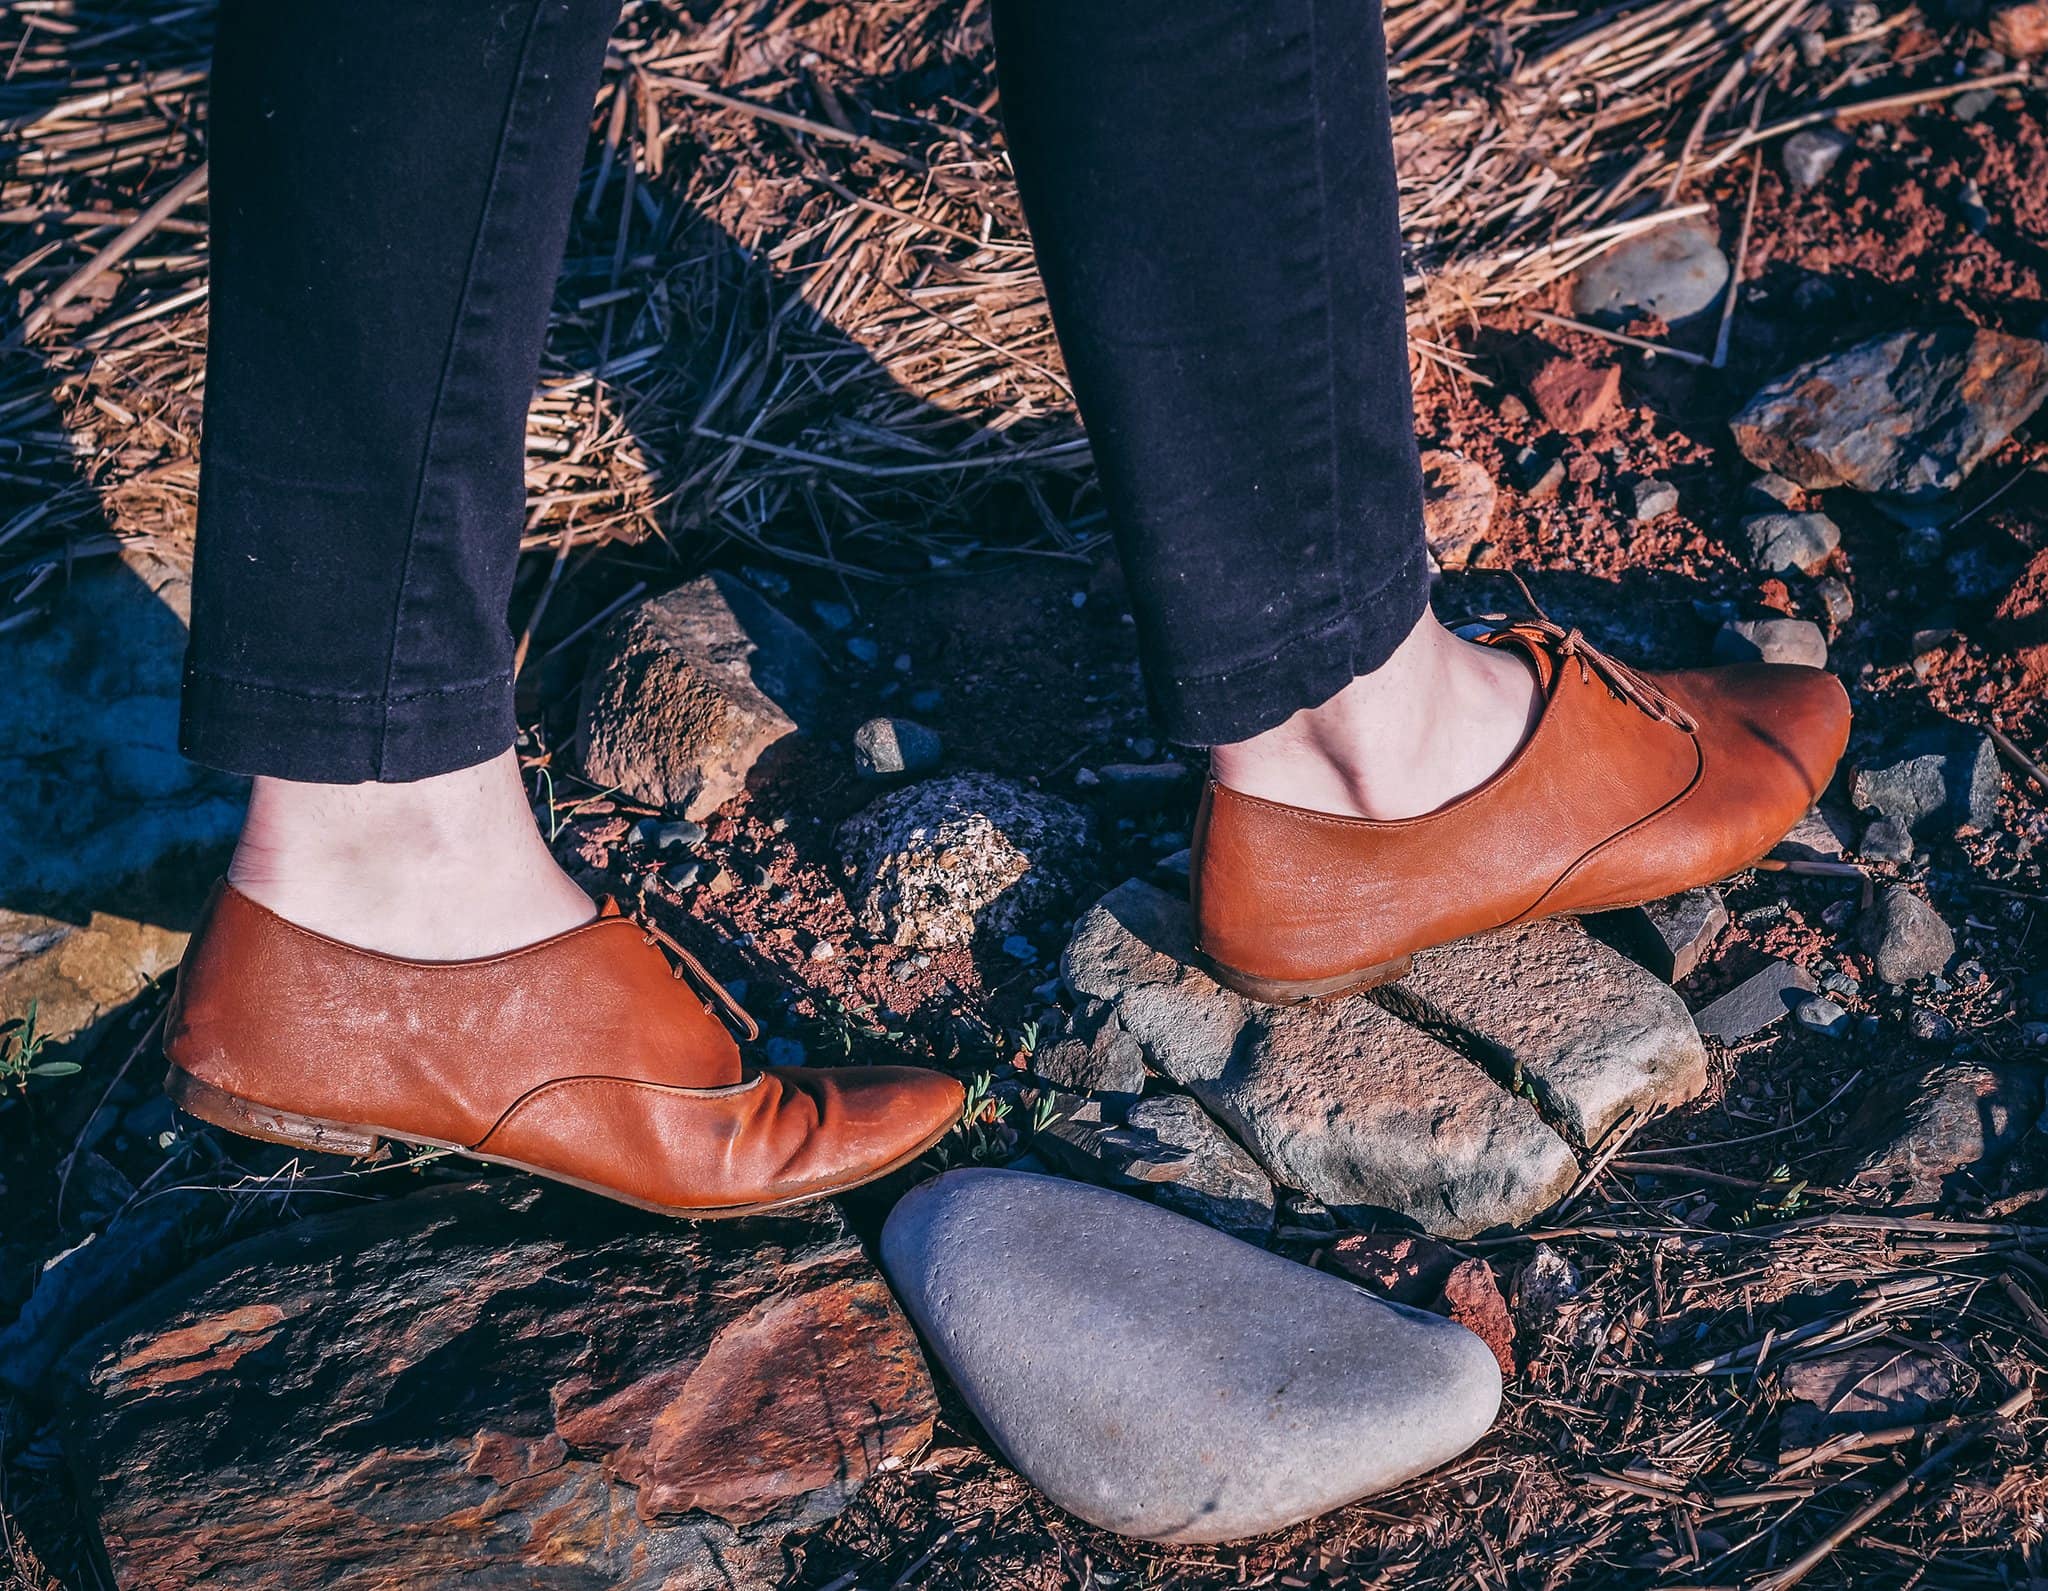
[1150, 539, 1431, 747]
[179, 664, 517, 783]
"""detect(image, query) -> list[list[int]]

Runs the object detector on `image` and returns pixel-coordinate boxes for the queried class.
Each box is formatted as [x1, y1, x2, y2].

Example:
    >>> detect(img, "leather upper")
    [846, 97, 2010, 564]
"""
[164, 884, 964, 1211]
[1192, 626, 1851, 984]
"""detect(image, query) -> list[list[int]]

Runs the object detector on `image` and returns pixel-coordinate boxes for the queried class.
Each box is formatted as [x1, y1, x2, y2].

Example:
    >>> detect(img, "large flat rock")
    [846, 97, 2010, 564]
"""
[1381, 917, 1709, 1148]
[882, 1170, 1501, 1543]
[56, 1180, 935, 1591]
[1063, 881, 1576, 1237]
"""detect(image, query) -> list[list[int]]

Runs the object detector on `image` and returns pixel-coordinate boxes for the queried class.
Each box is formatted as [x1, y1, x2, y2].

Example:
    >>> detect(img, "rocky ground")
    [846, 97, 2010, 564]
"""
[6, 7, 2048, 1591]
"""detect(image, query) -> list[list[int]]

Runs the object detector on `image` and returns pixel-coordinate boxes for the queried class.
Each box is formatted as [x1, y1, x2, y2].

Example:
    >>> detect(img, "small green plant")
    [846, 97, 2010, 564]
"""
[1017, 1018, 1041, 1058]
[1, 1002, 79, 1092]
[1029, 1090, 1060, 1134]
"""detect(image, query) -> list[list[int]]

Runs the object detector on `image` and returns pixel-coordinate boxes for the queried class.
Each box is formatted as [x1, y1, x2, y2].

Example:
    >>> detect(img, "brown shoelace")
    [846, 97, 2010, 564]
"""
[1505, 574, 1701, 734]
[639, 914, 761, 1042]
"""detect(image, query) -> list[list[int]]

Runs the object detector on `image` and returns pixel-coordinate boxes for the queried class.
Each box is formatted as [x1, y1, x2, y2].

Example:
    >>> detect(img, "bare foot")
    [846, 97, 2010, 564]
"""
[1208, 607, 1541, 821]
[226, 748, 597, 960]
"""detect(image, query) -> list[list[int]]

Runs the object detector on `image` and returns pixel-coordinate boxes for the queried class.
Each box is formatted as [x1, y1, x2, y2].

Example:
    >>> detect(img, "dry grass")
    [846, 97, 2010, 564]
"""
[2, 0, 2019, 632]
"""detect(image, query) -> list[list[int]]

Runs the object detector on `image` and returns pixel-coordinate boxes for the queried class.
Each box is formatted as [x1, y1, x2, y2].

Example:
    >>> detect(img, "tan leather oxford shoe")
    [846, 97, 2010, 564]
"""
[1193, 618, 1851, 1004]
[164, 883, 965, 1216]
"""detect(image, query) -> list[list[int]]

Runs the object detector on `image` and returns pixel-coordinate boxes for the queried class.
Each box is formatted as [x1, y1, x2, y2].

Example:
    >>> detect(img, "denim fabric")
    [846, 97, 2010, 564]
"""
[182, 0, 1429, 780]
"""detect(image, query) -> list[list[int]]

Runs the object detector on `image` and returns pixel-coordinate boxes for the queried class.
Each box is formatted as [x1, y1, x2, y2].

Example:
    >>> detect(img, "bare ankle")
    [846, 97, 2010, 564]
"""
[1209, 611, 1540, 822]
[227, 750, 595, 958]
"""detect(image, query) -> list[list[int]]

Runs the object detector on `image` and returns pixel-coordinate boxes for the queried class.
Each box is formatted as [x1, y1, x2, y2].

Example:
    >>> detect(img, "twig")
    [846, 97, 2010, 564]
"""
[13, 159, 208, 344]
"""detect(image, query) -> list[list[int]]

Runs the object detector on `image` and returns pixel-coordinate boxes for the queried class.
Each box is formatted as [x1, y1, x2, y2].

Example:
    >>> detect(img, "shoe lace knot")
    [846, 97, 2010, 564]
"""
[1509, 573, 1700, 734]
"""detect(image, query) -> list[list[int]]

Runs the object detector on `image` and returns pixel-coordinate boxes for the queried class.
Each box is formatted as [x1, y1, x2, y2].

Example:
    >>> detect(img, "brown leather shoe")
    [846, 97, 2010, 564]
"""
[163, 883, 965, 1217]
[1193, 617, 1851, 1004]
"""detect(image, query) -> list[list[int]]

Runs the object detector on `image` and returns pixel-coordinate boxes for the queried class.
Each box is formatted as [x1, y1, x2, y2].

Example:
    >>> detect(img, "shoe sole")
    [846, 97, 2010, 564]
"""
[164, 1064, 959, 1220]
[1206, 847, 1783, 1007]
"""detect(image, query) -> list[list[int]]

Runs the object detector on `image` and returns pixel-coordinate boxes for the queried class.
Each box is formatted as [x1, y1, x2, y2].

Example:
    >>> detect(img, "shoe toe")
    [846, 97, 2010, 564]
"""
[1678, 661, 1851, 856]
[772, 1064, 965, 1192]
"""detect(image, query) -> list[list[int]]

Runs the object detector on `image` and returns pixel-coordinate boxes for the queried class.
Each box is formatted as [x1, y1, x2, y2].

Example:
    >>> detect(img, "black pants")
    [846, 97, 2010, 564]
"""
[181, 0, 1428, 783]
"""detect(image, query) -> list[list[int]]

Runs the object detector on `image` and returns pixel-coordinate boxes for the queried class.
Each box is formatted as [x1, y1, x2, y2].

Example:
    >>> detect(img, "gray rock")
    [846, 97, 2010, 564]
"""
[1859, 886, 1955, 985]
[852, 716, 942, 778]
[1742, 511, 1841, 575]
[1860, 815, 1916, 863]
[838, 774, 1094, 949]
[1793, 994, 1851, 1038]
[1382, 917, 1710, 1148]
[1062, 882, 1577, 1237]
[1033, 1000, 1147, 1102]
[1714, 618, 1829, 669]
[1730, 328, 2048, 507]
[0, 550, 244, 922]
[1037, 1093, 1278, 1244]
[1815, 575, 1855, 629]
[1772, 807, 1854, 863]
[578, 572, 826, 821]
[880, 1169, 1501, 1542]
[1629, 888, 1731, 981]
[1693, 960, 1818, 1043]
[1782, 127, 1853, 190]
[1849, 732, 2002, 837]
[1570, 216, 1730, 326]
[1747, 473, 1807, 511]
[1094, 761, 1194, 810]
[1848, 1060, 2044, 1202]
[1630, 478, 1680, 523]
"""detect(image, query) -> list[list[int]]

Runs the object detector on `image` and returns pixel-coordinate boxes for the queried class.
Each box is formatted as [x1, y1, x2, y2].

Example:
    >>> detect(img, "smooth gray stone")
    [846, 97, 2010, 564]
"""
[881, 1170, 1502, 1543]
[1782, 127, 1852, 191]
[1570, 217, 1730, 326]
[852, 715, 943, 778]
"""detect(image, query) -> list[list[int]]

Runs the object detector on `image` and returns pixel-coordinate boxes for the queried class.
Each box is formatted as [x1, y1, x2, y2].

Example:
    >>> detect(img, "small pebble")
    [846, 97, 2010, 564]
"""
[812, 599, 855, 631]
[763, 1036, 804, 1066]
[845, 636, 882, 665]
[1815, 576, 1854, 629]
[853, 716, 944, 777]
[1002, 934, 1038, 963]
[1860, 815, 1915, 864]
[810, 940, 837, 961]
[1782, 128, 1852, 190]
[1630, 478, 1679, 522]
[1793, 995, 1851, 1039]
[1907, 1006, 1956, 1044]
[655, 818, 705, 851]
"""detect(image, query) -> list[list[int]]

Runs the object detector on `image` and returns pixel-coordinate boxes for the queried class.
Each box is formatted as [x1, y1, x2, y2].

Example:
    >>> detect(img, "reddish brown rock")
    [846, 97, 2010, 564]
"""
[577, 572, 826, 820]
[1989, 0, 2048, 57]
[1419, 450, 1498, 571]
[1527, 356, 1622, 433]
[57, 1180, 935, 1591]
[1326, 1231, 1462, 1305]
[1437, 1258, 1516, 1377]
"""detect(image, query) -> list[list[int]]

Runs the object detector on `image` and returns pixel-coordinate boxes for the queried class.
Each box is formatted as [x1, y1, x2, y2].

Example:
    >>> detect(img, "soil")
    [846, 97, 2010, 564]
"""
[5, 20, 2048, 1591]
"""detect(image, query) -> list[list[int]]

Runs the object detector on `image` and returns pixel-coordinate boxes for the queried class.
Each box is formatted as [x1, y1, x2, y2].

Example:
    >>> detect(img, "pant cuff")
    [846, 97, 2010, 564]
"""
[179, 665, 516, 783]
[1149, 542, 1433, 747]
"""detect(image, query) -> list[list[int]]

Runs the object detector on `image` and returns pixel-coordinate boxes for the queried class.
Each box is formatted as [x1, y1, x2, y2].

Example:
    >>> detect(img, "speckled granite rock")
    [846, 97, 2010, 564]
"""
[838, 773, 1094, 948]
[881, 1170, 1501, 1543]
